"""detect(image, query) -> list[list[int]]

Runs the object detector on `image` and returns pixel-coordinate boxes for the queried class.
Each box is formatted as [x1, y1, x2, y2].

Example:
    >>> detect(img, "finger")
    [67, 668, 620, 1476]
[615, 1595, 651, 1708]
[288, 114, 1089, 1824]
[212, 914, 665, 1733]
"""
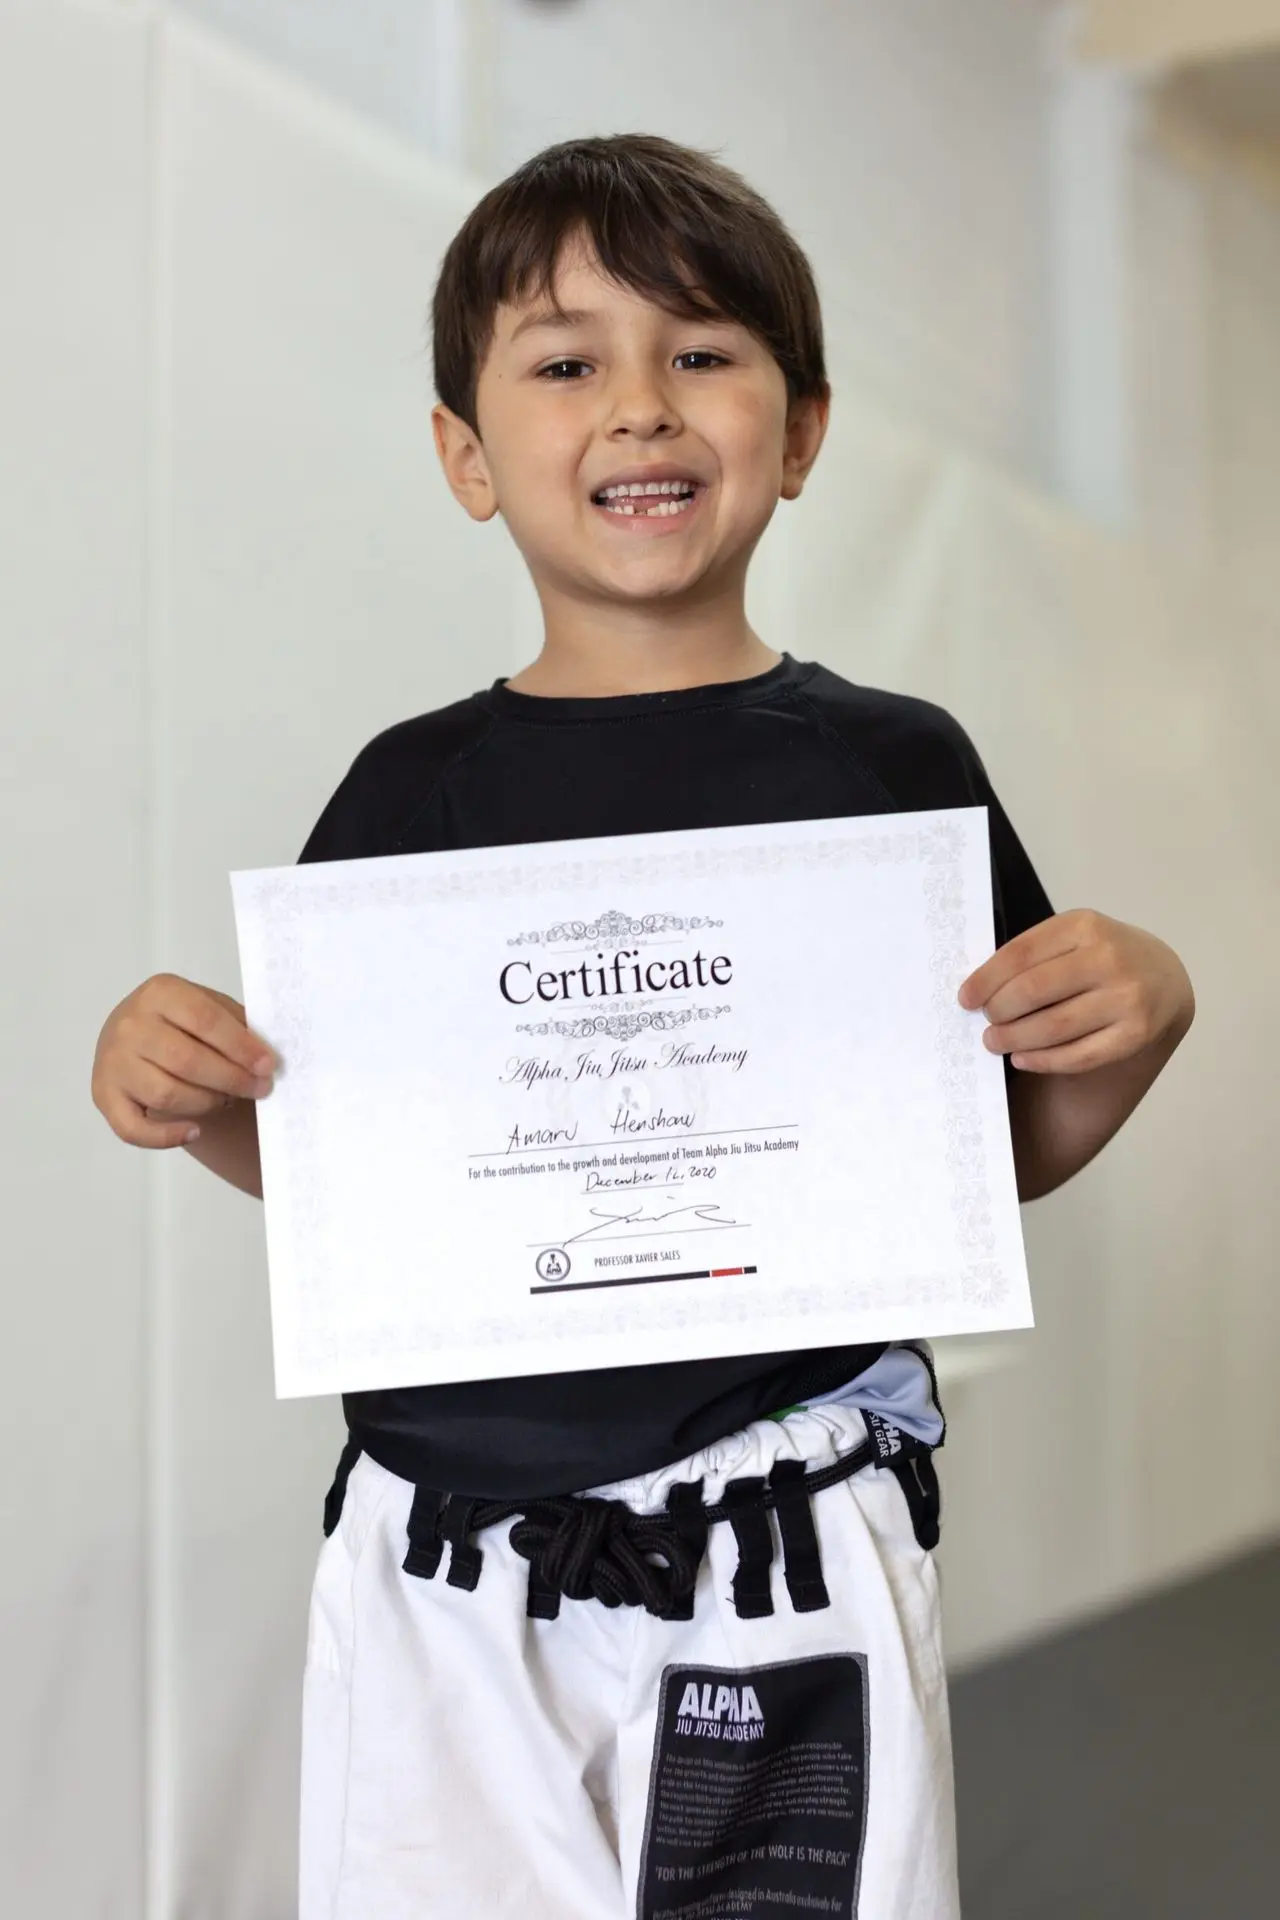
[978, 951, 1108, 1027]
[204, 985, 263, 1036]
[983, 988, 1113, 1057]
[1007, 1029, 1121, 1074]
[154, 977, 277, 1077]
[959, 911, 1092, 1012]
[135, 1020, 274, 1103]
[99, 1085, 205, 1150]
[125, 1061, 256, 1120]
[142, 1097, 234, 1121]
[204, 986, 277, 1065]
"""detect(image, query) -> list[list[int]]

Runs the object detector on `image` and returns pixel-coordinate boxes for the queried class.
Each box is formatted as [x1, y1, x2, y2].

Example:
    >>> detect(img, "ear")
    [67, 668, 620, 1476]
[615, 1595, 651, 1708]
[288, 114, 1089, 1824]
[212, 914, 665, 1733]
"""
[432, 404, 500, 522]
[780, 389, 831, 502]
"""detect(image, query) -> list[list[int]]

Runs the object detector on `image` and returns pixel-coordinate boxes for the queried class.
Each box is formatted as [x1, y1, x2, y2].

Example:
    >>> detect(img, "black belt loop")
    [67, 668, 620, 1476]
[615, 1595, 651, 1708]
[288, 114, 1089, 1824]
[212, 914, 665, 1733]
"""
[663, 1479, 709, 1620]
[525, 1557, 562, 1621]
[402, 1485, 447, 1580]
[441, 1496, 485, 1590]
[322, 1437, 362, 1538]
[723, 1476, 775, 1619]
[890, 1451, 942, 1551]
[768, 1457, 831, 1613]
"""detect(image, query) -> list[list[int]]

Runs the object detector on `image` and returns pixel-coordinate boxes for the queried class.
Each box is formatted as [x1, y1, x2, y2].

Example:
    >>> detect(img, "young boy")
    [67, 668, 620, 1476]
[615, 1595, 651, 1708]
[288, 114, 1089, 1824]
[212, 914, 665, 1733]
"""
[92, 134, 1195, 1917]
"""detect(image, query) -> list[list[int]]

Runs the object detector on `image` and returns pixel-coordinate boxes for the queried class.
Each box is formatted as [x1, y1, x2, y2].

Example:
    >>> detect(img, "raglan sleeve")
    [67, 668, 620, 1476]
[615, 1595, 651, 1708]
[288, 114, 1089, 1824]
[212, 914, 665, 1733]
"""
[295, 701, 489, 865]
[296, 741, 388, 865]
[939, 712, 1056, 952]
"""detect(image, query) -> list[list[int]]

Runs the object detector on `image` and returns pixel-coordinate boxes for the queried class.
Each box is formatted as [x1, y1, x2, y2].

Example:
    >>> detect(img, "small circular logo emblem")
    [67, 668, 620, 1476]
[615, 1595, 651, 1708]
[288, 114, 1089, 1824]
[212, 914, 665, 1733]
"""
[536, 1248, 571, 1284]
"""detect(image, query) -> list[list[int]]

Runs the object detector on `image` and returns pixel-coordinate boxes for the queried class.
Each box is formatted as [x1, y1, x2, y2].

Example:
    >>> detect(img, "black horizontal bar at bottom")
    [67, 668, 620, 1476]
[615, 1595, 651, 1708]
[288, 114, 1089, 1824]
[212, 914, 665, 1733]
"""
[530, 1263, 758, 1295]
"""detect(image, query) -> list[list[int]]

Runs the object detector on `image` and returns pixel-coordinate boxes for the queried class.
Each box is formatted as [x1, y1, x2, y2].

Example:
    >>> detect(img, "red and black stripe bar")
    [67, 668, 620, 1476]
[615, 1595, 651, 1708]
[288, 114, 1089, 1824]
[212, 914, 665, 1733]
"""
[531, 1263, 758, 1295]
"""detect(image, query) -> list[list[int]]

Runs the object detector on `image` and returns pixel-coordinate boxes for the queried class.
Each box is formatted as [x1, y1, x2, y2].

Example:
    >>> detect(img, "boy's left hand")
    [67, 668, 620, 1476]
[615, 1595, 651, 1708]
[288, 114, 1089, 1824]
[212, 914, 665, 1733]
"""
[957, 909, 1194, 1075]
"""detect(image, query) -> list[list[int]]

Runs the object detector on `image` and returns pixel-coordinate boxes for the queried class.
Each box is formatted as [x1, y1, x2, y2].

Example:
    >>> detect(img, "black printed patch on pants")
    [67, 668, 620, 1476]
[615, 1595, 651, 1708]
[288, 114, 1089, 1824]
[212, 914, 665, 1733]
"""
[636, 1654, 869, 1919]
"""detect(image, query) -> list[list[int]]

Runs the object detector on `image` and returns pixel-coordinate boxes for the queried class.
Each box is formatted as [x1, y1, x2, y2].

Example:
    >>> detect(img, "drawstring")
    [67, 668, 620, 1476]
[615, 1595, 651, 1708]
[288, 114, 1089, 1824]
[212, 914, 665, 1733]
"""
[507, 1488, 705, 1618]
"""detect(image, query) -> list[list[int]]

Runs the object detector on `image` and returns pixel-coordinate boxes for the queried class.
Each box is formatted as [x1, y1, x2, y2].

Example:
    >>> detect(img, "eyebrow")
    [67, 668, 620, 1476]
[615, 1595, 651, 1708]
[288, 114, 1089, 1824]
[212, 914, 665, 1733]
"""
[507, 302, 740, 346]
[508, 306, 596, 344]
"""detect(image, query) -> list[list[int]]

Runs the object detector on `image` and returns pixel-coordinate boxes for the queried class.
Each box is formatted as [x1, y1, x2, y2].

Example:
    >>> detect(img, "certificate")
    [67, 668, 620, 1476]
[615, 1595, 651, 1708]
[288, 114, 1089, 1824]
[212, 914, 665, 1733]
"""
[230, 809, 1033, 1397]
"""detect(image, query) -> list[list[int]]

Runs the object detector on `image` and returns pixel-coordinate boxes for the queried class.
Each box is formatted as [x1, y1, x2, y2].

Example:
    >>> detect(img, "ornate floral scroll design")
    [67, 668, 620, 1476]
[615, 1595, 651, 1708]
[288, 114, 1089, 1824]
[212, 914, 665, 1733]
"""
[507, 907, 723, 948]
[516, 1003, 730, 1042]
[919, 817, 1011, 1309]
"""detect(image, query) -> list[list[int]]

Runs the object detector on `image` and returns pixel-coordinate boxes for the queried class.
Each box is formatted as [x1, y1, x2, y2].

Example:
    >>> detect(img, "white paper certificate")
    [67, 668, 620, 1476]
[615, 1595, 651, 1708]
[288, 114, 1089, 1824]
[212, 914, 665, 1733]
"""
[230, 808, 1033, 1397]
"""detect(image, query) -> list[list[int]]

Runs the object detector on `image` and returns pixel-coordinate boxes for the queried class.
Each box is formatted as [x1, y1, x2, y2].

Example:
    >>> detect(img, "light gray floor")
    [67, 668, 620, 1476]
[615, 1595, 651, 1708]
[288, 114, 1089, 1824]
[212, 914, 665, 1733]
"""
[950, 1542, 1280, 1918]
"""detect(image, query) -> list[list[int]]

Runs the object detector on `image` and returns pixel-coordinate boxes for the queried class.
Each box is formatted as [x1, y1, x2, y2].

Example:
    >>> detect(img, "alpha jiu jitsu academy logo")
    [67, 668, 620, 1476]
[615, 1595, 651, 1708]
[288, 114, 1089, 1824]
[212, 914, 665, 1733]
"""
[535, 1247, 571, 1283]
[674, 1679, 766, 1744]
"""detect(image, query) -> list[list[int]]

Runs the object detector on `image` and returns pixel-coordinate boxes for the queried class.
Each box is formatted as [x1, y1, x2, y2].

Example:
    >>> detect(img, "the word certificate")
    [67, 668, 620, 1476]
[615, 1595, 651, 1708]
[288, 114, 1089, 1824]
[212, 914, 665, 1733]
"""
[230, 809, 1033, 1396]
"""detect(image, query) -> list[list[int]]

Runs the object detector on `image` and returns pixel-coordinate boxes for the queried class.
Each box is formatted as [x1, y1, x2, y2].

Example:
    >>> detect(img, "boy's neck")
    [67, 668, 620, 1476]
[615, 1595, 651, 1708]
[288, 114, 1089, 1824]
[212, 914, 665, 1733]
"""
[505, 621, 782, 700]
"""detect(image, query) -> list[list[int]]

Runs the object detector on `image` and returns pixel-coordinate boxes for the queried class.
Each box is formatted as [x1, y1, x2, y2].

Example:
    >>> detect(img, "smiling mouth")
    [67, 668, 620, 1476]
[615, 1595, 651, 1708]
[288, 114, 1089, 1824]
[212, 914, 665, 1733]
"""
[591, 481, 703, 519]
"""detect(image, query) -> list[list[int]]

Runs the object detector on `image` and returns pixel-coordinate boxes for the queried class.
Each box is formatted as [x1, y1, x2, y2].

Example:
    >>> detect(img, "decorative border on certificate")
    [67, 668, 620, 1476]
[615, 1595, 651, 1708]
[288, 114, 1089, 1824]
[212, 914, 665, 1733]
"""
[515, 1003, 731, 1042]
[252, 819, 1009, 1366]
[508, 908, 724, 947]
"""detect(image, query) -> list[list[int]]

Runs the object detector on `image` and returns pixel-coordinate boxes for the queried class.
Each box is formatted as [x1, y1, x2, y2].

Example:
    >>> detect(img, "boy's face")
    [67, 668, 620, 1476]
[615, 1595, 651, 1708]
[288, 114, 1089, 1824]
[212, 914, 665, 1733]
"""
[433, 232, 827, 618]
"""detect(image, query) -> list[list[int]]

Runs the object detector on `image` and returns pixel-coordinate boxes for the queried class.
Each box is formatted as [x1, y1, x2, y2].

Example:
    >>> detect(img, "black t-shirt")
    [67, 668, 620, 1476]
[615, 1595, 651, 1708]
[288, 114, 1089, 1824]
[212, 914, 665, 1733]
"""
[297, 653, 1054, 1496]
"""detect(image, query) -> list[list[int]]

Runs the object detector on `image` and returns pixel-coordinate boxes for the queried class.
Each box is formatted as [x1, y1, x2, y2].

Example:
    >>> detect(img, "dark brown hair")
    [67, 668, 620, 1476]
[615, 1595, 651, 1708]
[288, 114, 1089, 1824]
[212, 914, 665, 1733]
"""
[432, 133, 830, 436]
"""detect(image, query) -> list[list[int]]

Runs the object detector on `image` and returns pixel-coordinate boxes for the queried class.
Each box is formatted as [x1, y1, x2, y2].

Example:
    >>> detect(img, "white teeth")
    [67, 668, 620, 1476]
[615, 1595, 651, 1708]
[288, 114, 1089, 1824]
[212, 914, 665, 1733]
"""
[599, 492, 697, 518]
[598, 479, 697, 499]
[595, 478, 700, 519]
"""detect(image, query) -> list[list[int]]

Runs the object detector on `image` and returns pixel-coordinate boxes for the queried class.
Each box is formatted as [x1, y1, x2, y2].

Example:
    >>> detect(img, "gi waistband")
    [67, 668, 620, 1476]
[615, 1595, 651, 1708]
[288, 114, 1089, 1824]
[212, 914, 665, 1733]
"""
[322, 1415, 941, 1623]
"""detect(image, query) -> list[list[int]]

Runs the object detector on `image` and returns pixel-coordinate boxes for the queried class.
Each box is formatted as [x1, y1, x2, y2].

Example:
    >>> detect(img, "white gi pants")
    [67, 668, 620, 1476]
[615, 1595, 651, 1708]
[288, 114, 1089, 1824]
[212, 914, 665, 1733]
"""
[300, 1402, 959, 1919]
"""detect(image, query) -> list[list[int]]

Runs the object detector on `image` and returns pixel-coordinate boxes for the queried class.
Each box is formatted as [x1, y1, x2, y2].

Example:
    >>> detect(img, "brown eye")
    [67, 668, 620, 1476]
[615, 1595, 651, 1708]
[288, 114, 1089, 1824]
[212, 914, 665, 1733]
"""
[538, 359, 591, 380]
[675, 352, 729, 371]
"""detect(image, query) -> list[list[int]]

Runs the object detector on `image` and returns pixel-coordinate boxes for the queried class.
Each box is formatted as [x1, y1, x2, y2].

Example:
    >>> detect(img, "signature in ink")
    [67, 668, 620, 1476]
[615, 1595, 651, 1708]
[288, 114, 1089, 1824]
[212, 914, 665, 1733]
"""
[562, 1203, 745, 1247]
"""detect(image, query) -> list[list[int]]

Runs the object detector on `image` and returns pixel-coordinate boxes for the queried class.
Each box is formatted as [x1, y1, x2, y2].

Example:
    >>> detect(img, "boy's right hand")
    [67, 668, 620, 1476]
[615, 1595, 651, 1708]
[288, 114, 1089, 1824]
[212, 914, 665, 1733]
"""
[91, 974, 278, 1150]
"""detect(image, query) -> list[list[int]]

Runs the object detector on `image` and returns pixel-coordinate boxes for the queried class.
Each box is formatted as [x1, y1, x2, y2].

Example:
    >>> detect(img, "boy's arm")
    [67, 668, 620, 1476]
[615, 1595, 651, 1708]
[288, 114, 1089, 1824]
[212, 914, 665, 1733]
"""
[182, 1096, 263, 1199]
[1007, 1001, 1192, 1202]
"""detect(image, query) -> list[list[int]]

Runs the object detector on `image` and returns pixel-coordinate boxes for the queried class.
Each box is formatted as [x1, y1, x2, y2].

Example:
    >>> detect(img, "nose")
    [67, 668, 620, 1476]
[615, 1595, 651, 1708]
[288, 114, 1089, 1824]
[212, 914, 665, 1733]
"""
[605, 361, 680, 440]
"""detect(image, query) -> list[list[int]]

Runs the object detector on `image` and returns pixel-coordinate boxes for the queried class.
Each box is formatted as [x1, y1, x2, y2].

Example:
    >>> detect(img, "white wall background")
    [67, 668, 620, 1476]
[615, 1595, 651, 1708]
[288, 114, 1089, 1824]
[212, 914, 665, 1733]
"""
[176, 0, 1059, 479]
[1131, 108, 1280, 610]
[3, 1, 1278, 1914]
[1, 5, 151, 1914]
